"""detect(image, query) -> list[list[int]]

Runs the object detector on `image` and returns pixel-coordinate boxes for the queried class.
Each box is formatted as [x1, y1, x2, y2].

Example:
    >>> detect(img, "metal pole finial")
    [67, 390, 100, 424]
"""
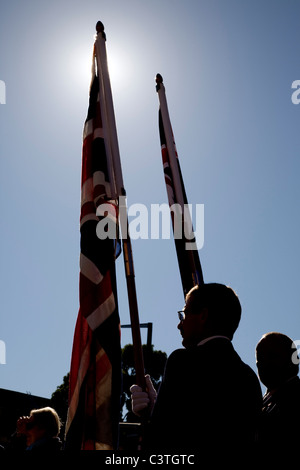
[96, 21, 104, 33]
[156, 73, 163, 84]
[96, 21, 106, 39]
[155, 74, 163, 92]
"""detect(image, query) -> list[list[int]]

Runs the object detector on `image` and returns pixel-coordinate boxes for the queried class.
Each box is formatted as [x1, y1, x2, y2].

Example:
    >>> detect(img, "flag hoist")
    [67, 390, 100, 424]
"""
[65, 22, 145, 450]
[156, 73, 204, 296]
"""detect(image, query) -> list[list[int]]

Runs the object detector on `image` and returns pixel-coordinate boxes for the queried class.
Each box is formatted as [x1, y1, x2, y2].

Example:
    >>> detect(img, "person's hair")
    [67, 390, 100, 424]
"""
[30, 407, 61, 438]
[186, 283, 241, 339]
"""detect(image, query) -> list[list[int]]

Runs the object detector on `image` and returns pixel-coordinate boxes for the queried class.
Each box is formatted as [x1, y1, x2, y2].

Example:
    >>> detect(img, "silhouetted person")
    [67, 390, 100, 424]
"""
[131, 283, 262, 453]
[16, 407, 62, 451]
[255, 332, 300, 448]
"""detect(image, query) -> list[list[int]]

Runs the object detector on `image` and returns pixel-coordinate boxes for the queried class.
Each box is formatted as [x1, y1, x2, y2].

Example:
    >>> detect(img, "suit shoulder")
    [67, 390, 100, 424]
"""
[167, 348, 188, 364]
[164, 348, 189, 375]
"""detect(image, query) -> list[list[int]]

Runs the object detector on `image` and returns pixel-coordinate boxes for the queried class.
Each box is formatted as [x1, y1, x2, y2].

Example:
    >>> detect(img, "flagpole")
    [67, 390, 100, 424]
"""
[94, 22, 146, 390]
[156, 73, 204, 293]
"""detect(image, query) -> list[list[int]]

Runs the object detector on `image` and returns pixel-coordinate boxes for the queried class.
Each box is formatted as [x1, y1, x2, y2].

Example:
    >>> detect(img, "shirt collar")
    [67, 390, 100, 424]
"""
[197, 335, 231, 347]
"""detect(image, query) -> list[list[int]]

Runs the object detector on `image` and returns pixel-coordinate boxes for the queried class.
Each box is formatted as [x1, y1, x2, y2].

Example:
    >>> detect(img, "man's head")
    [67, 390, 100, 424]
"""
[26, 407, 61, 446]
[256, 332, 299, 391]
[178, 283, 241, 348]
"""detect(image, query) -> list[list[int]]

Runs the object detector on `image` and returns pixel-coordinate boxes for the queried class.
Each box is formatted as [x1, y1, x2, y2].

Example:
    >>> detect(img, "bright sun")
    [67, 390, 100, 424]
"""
[70, 41, 135, 97]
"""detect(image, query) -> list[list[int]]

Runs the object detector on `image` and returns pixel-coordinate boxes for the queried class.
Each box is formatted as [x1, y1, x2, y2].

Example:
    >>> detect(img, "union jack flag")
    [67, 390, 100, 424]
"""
[157, 77, 204, 295]
[65, 74, 121, 450]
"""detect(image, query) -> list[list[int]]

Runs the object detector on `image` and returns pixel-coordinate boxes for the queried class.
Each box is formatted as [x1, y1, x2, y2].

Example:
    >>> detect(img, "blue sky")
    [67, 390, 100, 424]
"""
[0, 0, 299, 399]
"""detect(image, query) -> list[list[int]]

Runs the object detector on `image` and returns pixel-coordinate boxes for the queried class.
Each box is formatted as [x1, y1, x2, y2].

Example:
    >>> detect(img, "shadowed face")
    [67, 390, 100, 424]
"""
[25, 418, 46, 447]
[177, 294, 208, 348]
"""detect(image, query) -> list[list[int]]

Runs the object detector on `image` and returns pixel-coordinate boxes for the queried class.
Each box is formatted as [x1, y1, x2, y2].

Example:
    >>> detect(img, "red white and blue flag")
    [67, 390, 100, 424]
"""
[65, 74, 121, 450]
[157, 76, 204, 295]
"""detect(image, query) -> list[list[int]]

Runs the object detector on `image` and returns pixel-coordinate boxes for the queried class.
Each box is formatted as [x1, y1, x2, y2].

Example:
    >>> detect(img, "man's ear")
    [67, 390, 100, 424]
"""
[199, 307, 209, 324]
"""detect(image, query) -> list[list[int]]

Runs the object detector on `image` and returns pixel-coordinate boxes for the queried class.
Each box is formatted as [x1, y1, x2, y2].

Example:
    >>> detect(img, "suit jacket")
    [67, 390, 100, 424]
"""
[256, 376, 300, 449]
[143, 337, 262, 452]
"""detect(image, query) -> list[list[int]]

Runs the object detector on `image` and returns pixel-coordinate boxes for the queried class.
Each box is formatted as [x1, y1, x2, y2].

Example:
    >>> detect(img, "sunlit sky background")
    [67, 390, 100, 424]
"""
[1, 0, 299, 399]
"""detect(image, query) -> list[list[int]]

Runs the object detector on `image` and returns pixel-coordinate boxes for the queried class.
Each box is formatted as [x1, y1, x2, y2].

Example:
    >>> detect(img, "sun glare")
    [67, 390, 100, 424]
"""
[69, 42, 136, 97]
[106, 49, 134, 92]
[70, 45, 95, 90]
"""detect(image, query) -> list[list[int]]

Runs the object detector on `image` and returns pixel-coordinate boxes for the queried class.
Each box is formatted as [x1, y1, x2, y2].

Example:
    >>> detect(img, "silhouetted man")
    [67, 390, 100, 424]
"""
[131, 283, 262, 453]
[255, 332, 300, 448]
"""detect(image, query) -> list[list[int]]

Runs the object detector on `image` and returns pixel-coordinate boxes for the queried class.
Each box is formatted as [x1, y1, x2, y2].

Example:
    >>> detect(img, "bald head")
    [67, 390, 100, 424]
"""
[256, 332, 299, 390]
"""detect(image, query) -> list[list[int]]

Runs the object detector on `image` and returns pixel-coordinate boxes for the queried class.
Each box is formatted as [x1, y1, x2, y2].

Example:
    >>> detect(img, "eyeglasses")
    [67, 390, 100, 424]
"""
[178, 307, 199, 321]
[178, 310, 185, 321]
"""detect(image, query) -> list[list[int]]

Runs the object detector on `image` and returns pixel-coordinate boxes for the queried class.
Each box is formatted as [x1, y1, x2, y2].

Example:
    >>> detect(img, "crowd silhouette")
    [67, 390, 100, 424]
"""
[2, 283, 299, 453]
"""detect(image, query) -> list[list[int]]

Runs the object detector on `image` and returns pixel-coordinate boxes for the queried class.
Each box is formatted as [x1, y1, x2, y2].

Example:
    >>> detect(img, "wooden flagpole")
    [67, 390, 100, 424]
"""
[94, 22, 146, 390]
